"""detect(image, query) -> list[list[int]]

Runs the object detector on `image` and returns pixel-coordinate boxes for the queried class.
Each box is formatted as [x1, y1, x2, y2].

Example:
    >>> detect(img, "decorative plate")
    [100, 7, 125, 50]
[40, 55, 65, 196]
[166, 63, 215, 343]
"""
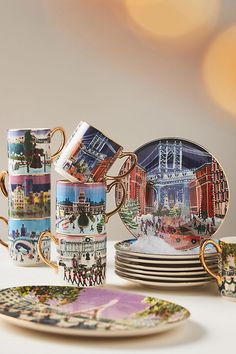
[115, 259, 217, 272]
[115, 239, 218, 259]
[0, 286, 190, 337]
[115, 138, 229, 250]
[116, 272, 213, 288]
[115, 267, 212, 281]
[115, 254, 218, 265]
[115, 264, 213, 278]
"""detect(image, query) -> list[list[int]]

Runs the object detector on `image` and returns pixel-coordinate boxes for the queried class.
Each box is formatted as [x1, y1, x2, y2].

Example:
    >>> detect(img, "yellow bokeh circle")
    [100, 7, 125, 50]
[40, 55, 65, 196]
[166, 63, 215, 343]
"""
[125, 0, 220, 39]
[204, 26, 236, 116]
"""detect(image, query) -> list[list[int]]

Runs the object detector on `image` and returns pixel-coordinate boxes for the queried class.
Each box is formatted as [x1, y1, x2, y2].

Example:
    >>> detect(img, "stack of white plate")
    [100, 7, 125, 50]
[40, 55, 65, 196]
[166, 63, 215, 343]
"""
[115, 239, 218, 288]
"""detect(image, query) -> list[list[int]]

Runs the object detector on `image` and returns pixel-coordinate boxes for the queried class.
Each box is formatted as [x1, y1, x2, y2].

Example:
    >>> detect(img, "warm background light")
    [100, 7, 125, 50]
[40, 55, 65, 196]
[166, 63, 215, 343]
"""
[203, 26, 236, 116]
[124, 0, 220, 39]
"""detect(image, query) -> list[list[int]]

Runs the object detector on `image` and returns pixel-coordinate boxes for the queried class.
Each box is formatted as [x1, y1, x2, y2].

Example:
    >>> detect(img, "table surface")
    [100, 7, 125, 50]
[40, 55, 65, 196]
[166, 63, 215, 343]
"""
[0, 240, 234, 354]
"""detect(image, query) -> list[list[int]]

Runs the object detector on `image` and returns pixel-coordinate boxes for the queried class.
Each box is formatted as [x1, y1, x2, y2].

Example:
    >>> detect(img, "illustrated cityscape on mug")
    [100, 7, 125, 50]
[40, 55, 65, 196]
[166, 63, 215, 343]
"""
[8, 129, 51, 174]
[9, 175, 51, 218]
[62, 125, 122, 181]
[116, 139, 229, 250]
[9, 219, 51, 264]
[57, 235, 107, 287]
[56, 183, 106, 235]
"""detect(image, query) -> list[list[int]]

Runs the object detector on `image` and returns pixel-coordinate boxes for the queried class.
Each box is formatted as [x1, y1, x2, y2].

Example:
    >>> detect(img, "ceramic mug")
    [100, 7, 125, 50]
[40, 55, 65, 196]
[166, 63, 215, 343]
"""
[8, 127, 66, 175]
[0, 218, 51, 266]
[38, 232, 107, 287]
[200, 237, 236, 300]
[54, 121, 137, 182]
[56, 179, 126, 235]
[1, 174, 50, 219]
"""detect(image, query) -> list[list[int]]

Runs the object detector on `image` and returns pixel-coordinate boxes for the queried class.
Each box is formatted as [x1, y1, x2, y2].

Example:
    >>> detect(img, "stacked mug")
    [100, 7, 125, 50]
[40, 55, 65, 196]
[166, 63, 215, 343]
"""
[0, 127, 65, 266]
[38, 121, 137, 287]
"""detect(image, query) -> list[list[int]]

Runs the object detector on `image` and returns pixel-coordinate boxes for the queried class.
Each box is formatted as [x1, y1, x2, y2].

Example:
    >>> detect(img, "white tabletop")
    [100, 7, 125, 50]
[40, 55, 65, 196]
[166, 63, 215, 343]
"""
[0, 241, 234, 354]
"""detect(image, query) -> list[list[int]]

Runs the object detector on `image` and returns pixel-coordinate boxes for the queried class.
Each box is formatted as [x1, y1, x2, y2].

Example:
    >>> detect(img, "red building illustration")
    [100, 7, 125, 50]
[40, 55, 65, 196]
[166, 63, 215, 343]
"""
[91, 156, 115, 181]
[188, 178, 199, 215]
[193, 163, 214, 218]
[211, 159, 229, 218]
[116, 160, 147, 215]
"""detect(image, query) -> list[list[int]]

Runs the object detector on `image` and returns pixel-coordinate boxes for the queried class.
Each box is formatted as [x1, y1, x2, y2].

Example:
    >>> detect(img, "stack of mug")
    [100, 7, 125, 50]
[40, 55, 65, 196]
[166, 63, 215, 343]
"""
[0, 127, 65, 266]
[37, 121, 137, 287]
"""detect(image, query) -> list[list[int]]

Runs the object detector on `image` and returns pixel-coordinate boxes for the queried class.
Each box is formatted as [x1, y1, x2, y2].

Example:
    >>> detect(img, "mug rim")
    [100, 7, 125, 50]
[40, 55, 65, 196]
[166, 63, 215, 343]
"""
[8, 128, 51, 132]
[219, 236, 236, 244]
[57, 179, 106, 186]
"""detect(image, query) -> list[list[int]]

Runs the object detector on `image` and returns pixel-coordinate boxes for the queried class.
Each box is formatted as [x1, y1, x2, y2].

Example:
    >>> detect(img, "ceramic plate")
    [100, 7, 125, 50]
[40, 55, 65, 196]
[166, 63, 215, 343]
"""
[115, 239, 218, 259]
[115, 267, 212, 281]
[115, 254, 218, 265]
[115, 258, 218, 272]
[115, 262, 215, 276]
[115, 138, 229, 251]
[0, 286, 190, 337]
[116, 272, 213, 288]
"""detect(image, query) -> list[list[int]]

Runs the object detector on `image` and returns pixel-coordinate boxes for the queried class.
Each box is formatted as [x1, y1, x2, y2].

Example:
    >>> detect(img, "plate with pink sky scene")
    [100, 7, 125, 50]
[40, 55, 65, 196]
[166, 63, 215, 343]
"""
[0, 286, 190, 337]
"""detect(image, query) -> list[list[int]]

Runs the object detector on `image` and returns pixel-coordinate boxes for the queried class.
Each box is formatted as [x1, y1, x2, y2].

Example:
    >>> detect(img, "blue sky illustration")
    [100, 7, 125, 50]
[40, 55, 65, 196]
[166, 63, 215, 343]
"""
[57, 184, 106, 204]
[9, 219, 51, 233]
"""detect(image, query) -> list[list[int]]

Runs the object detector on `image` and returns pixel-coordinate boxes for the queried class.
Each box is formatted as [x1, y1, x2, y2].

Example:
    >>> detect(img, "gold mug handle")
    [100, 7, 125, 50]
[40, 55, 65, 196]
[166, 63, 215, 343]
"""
[51, 127, 66, 161]
[0, 216, 8, 248]
[105, 180, 126, 223]
[38, 231, 59, 271]
[200, 239, 222, 285]
[106, 152, 137, 180]
[0, 170, 8, 198]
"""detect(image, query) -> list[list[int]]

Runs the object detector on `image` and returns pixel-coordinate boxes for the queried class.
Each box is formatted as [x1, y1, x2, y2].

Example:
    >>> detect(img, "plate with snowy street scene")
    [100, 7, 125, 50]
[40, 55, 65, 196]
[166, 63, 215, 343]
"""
[115, 138, 229, 251]
[114, 238, 218, 259]
[0, 286, 190, 337]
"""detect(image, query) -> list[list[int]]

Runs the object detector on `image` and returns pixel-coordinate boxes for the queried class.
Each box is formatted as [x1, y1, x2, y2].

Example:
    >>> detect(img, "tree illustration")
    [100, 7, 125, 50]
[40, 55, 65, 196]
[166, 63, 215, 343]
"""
[120, 205, 138, 230]
[78, 212, 89, 227]
[168, 208, 176, 217]
[16, 286, 81, 305]
[97, 216, 105, 234]
[126, 200, 140, 218]
[135, 297, 185, 321]
[23, 131, 34, 172]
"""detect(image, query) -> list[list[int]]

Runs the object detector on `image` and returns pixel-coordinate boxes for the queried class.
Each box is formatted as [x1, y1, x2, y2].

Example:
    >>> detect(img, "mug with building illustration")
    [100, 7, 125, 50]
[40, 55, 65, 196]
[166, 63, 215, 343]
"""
[5, 174, 51, 219]
[200, 237, 236, 300]
[8, 127, 65, 175]
[56, 179, 126, 236]
[0, 218, 51, 266]
[54, 121, 137, 183]
[38, 232, 107, 287]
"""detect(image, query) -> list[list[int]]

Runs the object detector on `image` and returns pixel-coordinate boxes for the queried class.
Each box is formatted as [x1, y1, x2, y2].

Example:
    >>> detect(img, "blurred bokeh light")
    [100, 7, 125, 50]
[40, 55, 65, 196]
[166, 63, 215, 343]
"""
[124, 0, 220, 40]
[204, 26, 236, 116]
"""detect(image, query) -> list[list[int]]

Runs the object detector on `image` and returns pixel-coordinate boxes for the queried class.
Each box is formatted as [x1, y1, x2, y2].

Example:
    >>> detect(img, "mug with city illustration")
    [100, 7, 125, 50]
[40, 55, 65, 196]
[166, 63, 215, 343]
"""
[56, 179, 126, 236]
[38, 232, 107, 287]
[8, 127, 66, 175]
[0, 174, 51, 219]
[54, 121, 137, 183]
[0, 218, 51, 266]
[200, 237, 236, 300]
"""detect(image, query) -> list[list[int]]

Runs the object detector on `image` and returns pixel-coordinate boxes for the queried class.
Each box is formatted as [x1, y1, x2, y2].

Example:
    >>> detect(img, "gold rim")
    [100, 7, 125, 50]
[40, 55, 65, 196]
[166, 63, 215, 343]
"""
[51, 127, 66, 161]
[37, 231, 59, 271]
[105, 180, 126, 223]
[200, 239, 222, 284]
[0, 216, 8, 248]
[0, 170, 8, 198]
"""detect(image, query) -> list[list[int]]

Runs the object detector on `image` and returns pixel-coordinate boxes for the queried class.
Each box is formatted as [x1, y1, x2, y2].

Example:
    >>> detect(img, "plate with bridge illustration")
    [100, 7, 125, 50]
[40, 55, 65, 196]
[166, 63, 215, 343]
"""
[115, 138, 229, 251]
[0, 286, 190, 337]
